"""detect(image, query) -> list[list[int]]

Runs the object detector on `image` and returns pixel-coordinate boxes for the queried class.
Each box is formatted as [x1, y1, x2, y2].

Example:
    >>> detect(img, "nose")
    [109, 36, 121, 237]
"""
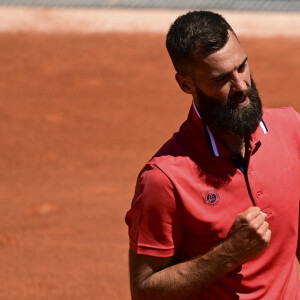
[231, 72, 247, 92]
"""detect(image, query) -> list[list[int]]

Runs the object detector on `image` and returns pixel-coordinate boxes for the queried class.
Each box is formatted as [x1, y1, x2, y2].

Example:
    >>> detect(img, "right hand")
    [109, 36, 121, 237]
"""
[222, 206, 271, 265]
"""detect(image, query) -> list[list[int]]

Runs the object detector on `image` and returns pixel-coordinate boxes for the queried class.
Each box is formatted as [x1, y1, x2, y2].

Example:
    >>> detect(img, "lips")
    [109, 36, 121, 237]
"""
[229, 91, 250, 108]
[237, 96, 249, 107]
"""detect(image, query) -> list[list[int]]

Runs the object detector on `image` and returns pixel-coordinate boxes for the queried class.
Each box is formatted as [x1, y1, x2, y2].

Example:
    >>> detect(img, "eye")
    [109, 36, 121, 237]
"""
[238, 62, 247, 72]
[215, 75, 228, 83]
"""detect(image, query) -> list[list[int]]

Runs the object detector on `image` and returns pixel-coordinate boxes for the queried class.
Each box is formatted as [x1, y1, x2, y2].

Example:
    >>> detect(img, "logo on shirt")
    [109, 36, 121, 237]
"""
[203, 189, 220, 206]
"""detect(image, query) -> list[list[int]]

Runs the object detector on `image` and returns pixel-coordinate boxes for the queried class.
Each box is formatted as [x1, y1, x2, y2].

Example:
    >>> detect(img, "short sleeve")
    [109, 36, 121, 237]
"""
[125, 163, 182, 257]
[291, 108, 300, 164]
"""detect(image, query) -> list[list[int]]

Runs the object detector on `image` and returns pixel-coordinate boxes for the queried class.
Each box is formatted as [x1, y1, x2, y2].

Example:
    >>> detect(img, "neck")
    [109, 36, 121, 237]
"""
[213, 128, 246, 157]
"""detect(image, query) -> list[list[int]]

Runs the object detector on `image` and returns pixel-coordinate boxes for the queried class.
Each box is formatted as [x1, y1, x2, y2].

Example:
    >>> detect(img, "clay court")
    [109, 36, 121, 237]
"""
[0, 7, 299, 300]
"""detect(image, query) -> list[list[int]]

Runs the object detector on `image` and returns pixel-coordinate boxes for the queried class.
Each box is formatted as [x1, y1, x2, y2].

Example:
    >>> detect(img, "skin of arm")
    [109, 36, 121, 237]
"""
[129, 206, 271, 300]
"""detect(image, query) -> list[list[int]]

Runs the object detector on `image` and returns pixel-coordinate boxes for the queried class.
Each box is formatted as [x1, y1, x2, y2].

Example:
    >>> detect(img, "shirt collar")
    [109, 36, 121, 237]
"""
[192, 100, 268, 157]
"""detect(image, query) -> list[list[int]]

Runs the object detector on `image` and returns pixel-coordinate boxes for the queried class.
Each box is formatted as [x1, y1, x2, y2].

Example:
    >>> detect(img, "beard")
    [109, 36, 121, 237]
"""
[195, 77, 263, 137]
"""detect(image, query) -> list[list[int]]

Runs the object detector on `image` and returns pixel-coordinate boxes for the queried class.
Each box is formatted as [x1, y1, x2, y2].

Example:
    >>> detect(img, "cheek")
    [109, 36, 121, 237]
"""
[196, 80, 230, 101]
[245, 68, 251, 86]
[209, 84, 231, 102]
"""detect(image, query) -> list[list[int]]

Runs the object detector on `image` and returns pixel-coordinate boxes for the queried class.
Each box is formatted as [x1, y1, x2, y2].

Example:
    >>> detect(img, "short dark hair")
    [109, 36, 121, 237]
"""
[166, 10, 235, 74]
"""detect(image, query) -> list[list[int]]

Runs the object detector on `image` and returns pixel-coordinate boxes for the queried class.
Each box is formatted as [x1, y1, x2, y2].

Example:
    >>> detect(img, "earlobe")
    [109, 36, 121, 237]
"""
[175, 73, 193, 95]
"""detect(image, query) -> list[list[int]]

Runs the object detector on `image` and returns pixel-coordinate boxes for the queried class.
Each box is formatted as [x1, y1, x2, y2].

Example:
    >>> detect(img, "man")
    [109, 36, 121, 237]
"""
[125, 10, 300, 299]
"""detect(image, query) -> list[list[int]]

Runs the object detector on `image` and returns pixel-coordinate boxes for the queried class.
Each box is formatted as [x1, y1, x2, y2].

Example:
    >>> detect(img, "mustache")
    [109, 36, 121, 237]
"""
[228, 87, 254, 106]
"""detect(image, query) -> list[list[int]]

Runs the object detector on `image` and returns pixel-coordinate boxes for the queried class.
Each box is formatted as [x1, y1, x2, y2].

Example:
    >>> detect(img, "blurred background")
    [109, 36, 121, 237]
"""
[0, 0, 300, 11]
[0, 1, 299, 299]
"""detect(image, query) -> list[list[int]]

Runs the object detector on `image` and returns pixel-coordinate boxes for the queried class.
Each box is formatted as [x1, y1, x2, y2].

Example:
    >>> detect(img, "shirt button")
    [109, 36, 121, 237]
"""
[248, 168, 254, 175]
[256, 191, 263, 199]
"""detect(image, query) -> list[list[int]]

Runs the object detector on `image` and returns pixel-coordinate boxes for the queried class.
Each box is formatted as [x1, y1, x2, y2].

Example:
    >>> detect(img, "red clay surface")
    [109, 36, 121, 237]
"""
[0, 32, 299, 299]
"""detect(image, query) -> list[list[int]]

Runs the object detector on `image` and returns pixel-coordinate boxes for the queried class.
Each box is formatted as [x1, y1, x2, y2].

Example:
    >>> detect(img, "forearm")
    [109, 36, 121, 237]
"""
[132, 242, 239, 300]
[131, 207, 270, 300]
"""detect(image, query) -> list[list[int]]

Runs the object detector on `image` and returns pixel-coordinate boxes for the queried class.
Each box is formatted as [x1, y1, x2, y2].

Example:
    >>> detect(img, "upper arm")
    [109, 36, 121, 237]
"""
[125, 164, 183, 257]
[129, 249, 173, 298]
[126, 164, 183, 298]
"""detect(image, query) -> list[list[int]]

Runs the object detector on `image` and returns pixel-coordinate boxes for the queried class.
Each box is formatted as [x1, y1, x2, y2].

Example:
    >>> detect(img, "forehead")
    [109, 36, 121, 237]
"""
[191, 31, 247, 79]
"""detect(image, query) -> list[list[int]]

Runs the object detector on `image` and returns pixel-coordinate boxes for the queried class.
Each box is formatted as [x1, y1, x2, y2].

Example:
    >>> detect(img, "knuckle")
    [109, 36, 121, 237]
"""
[251, 207, 261, 215]
[262, 230, 272, 243]
[256, 221, 269, 235]
[256, 227, 265, 236]
[250, 220, 259, 230]
[237, 213, 247, 223]
[262, 235, 270, 244]
[255, 206, 261, 212]
[236, 213, 243, 220]
[261, 211, 267, 218]
[264, 221, 269, 229]
[244, 213, 253, 223]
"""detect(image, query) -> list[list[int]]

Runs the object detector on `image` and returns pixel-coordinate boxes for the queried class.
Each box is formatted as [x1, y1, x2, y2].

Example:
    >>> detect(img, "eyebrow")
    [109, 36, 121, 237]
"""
[212, 57, 248, 81]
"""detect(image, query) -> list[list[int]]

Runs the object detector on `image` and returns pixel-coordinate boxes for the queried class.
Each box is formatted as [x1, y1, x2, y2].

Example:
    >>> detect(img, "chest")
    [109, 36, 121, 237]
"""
[170, 144, 300, 258]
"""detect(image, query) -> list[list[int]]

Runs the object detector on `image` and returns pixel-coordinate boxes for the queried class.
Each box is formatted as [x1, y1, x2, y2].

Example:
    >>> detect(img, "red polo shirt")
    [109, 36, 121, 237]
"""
[125, 104, 300, 299]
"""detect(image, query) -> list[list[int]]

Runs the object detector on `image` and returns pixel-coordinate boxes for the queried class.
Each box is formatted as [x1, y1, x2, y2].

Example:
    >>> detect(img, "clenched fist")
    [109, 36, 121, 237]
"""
[222, 206, 271, 265]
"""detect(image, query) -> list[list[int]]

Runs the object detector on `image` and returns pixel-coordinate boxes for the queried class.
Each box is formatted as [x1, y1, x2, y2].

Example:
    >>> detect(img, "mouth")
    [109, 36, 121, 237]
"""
[236, 96, 249, 107]
[228, 91, 250, 108]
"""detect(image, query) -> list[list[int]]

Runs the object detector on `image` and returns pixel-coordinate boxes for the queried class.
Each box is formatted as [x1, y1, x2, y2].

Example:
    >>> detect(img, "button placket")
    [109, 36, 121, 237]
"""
[256, 191, 263, 199]
[248, 168, 254, 175]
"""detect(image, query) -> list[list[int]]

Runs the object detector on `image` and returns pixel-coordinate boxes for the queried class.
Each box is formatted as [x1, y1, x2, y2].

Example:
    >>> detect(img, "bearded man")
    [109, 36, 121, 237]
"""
[125, 10, 300, 299]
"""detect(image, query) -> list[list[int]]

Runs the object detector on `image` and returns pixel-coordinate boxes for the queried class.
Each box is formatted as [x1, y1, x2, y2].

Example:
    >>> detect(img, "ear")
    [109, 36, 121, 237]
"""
[175, 73, 194, 95]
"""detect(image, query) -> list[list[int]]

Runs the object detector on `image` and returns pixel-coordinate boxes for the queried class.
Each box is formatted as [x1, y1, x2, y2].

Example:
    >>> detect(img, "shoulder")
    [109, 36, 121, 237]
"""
[263, 107, 300, 132]
[263, 106, 300, 124]
[133, 163, 175, 209]
[144, 131, 193, 177]
[262, 106, 300, 147]
[136, 163, 173, 191]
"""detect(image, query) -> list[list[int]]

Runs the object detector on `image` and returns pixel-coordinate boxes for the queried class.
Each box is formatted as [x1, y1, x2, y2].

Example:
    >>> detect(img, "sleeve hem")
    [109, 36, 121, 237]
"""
[129, 240, 175, 258]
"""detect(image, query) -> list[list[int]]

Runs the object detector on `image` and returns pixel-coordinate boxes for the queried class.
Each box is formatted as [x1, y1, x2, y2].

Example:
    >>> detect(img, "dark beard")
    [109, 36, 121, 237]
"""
[195, 77, 263, 137]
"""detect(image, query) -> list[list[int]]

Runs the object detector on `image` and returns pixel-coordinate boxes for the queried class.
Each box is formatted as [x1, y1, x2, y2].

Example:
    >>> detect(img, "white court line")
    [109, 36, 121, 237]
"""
[0, 7, 299, 36]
